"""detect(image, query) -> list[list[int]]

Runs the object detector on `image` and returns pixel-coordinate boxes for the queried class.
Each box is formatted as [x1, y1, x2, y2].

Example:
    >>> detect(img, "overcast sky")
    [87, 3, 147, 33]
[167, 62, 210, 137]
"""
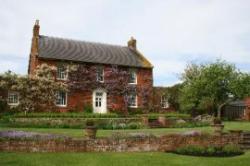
[0, 0, 250, 86]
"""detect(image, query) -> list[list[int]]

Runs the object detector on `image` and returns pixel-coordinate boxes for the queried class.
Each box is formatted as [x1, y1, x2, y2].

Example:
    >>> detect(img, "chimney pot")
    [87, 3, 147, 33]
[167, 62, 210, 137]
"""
[127, 36, 136, 50]
[33, 19, 40, 37]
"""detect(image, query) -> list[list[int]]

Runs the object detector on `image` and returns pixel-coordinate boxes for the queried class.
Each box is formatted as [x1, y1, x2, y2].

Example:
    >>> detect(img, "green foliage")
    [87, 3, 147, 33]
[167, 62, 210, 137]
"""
[174, 145, 244, 157]
[230, 72, 250, 99]
[179, 60, 241, 114]
[0, 99, 8, 112]
[138, 113, 190, 120]
[0, 64, 67, 113]
[10, 112, 119, 118]
[83, 105, 93, 113]
[128, 108, 143, 115]
[171, 121, 210, 128]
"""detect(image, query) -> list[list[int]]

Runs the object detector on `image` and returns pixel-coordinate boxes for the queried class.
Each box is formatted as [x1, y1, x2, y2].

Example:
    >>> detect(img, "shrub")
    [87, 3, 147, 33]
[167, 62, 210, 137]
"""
[127, 122, 142, 129]
[222, 144, 243, 156]
[84, 105, 93, 113]
[0, 99, 9, 112]
[174, 145, 244, 157]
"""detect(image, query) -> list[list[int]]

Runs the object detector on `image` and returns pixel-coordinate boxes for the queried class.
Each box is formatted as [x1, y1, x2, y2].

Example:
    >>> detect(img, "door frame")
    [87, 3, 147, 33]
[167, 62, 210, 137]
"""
[92, 89, 107, 114]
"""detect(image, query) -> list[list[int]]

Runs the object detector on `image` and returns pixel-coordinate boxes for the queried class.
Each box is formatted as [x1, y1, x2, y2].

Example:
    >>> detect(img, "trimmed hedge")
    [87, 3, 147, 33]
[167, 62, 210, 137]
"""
[174, 145, 244, 157]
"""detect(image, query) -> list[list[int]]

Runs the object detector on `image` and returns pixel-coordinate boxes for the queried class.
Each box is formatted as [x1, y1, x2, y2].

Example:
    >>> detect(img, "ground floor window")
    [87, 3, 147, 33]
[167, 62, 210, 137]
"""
[161, 95, 169, 108]
[128, 93, 137, 107]
[56, 91, 67, 106]
[8, 92, 19, 105]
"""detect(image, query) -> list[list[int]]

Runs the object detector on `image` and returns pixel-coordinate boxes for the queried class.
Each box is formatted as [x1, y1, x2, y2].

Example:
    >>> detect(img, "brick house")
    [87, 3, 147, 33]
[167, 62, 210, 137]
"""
[153, 87, 176, 112]
[27, 20, 154, 113]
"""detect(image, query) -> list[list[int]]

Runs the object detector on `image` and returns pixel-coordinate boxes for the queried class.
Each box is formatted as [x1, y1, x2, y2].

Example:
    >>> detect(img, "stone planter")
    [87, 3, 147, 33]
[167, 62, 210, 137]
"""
[85, 126, 97, 139]
[212, 124, 224, 136]
[141, 116, 149, 127]
[158, 116, 166, 127]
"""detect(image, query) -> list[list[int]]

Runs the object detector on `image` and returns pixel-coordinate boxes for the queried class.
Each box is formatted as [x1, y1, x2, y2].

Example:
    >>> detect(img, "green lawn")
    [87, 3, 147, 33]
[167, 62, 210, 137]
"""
[0, 125, 213, 138]
[0, 151, 250, 166]
[0, 121, 249, 138]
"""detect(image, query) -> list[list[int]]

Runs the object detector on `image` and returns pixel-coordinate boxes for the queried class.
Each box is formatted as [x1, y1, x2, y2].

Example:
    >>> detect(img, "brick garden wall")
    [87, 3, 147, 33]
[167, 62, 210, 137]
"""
[0, 134, 240, 153]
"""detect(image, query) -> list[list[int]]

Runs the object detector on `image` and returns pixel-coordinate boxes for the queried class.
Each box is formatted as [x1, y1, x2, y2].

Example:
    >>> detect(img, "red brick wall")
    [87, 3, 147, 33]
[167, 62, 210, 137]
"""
[153, 87, 176, 112]
[244, 97, 250, 120]
[29, 56, 153, 112]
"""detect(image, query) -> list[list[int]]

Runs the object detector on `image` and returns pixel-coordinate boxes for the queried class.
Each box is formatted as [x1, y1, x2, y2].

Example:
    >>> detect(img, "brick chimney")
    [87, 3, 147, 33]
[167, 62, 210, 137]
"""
[28, 20, 40, 76]
[127, 37, 136, 50]
[33, 20, 40, 37]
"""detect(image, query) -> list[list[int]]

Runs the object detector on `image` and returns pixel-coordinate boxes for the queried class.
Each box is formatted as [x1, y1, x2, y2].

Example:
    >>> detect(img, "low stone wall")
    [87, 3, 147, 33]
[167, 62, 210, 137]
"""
[0, 133, 240, 153]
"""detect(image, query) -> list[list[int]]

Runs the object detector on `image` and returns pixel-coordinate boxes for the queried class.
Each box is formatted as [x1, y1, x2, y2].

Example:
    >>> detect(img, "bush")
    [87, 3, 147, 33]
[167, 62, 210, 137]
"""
[171, 121, 210, 128]
[84, 105, 93, 113]
[0, 99, 9, 112]
[174, 145, 244, 157]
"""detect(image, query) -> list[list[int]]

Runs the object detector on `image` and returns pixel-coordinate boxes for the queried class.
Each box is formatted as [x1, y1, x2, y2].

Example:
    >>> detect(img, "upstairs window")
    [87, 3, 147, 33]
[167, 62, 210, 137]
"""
[129, 69, 137, 84]
[57, 65, 67, 80]
[128, 93, 137, 107]
[96, 66, 104, 82]
[56, 91, 67, 107]
[161, 95, 169, 108]
[8, 92, 19, 106]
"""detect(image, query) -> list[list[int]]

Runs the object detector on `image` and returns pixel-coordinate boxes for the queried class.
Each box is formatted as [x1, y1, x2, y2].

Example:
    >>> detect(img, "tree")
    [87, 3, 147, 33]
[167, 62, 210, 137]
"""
[163, 84, 183, 111]
[179, 60, 241, 116]
[230, 72, 250, 99]
[0, 64, 67, 113]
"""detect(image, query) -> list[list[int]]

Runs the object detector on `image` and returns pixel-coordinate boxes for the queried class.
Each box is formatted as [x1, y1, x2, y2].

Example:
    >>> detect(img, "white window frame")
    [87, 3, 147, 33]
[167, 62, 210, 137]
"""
[56, 91, 67, 107]
[56, 65, 68, 80]
[128, 93, 137, 108]
[161, 95, 169, 108]
[128, 69, 137, 84]
[96, 66, 104, 83]
[7, 92, 19, 106]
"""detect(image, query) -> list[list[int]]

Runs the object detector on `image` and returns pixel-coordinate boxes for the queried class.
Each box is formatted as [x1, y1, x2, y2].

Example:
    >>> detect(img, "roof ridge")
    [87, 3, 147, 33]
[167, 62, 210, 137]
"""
[39, 35, 128, 49]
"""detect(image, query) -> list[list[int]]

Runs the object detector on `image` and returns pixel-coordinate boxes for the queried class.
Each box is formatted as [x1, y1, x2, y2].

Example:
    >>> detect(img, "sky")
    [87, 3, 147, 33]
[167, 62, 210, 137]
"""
[0, 0, 250, 86]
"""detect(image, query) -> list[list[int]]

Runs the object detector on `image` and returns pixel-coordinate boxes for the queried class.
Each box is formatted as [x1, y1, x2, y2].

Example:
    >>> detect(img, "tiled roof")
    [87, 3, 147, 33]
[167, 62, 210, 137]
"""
[38, 35, 153, 68]
[228, 100, 246, 107]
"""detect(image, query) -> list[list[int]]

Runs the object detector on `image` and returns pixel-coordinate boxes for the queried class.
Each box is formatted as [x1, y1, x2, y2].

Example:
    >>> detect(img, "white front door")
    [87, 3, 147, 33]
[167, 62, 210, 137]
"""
[93, 89, 107, 113]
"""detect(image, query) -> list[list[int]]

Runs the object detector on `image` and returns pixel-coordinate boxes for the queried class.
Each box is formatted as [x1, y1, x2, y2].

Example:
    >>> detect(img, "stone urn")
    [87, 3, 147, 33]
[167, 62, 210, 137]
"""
[141, 116, 149, 127]
[158, 116, 166, 127]
[212, 117, 224, 136]
[212, 124, 224, 135]
[85, 120, 97, 139]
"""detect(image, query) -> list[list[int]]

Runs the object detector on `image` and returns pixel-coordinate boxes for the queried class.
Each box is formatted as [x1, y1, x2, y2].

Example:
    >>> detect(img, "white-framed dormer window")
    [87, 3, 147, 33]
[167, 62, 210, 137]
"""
[161, 95, 169, 108]
[57, 65, 68, 80]
[56, 91, 67, 107]
[96, 66, 104, 82]
[128, 69, 137, 84]
[8, 92, 19, 106]
[128, 93, 137, 107]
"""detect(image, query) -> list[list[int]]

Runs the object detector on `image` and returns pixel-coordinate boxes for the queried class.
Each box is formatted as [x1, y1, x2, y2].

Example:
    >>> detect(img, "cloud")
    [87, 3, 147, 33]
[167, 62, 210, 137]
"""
[0, 0, 250, 86]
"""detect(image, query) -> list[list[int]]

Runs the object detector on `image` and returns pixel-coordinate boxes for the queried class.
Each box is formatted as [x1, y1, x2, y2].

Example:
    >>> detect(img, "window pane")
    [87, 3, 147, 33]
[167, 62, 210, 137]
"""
[128, 93, 136, 107]
[129, 70, 136, 83]
[96, 67, 104, 82]
[56, 91, 66, 106]
[8, 93, 19, 104]
[57, 66, 67, 80]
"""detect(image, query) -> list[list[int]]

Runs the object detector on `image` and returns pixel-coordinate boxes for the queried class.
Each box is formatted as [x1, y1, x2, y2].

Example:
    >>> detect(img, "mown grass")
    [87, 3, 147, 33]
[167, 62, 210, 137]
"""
[0, 151, 250, 166]
[0, 125, 213, 138]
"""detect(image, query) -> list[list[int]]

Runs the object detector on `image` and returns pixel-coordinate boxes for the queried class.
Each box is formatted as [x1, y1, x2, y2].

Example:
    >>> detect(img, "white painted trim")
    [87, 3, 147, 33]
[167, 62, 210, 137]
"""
[128, 94, 138, 108]
[56, 91, 67, 107]
[7, 91, 19, 106]
[96, 66, 105, 83]
[92, 89, 107, 114]
[128, 69, 137, 85]
[56, 65, 68, 81]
